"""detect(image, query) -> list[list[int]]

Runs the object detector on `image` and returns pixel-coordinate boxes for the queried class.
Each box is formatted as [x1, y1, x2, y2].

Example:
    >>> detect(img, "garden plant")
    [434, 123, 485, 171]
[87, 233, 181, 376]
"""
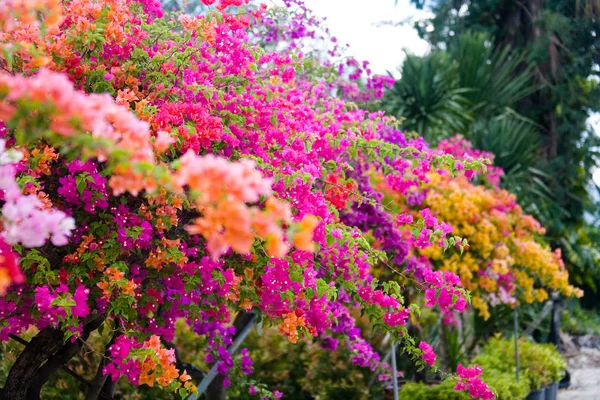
[0, 0, 582, 399]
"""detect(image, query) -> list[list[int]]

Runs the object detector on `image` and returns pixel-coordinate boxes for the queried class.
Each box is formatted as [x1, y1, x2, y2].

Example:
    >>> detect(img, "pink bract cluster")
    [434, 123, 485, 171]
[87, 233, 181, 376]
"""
[456, 364, 495, 400]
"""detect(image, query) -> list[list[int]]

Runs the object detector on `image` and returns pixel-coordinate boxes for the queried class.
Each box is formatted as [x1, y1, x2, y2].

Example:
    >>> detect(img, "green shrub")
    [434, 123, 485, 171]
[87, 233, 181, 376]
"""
[482, 370, 530, 400]
[474, 335, 566, 394]
[562, 301, 600, 336]
[398, 380, 471, 400]
[537, 343, 567, 383]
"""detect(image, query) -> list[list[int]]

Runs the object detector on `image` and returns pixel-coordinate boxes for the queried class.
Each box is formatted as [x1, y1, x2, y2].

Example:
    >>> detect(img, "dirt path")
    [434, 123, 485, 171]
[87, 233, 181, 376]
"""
[558, 347, 600, 400]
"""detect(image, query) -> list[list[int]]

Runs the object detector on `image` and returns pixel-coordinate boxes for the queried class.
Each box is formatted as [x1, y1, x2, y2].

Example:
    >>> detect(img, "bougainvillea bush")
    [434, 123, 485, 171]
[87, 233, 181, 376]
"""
[0, 0, 573, 399]
[375, 135, 581, 321]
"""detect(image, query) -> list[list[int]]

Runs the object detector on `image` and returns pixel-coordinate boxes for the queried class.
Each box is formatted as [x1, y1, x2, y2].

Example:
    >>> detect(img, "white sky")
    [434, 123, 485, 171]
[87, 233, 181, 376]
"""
[301, 0, 430, 77]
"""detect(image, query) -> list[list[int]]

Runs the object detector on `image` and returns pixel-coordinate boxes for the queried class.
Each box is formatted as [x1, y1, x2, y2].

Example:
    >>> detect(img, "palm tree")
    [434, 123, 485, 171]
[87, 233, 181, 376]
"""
[382, 51, 472, 142]
[381, 31, 561, 220]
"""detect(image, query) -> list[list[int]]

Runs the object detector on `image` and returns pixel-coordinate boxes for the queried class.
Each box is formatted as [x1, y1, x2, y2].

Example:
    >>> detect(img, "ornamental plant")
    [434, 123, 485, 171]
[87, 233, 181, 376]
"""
[473, 336, 566, 392]
[376, 135, 581, 321]
[0, 0, 493, 399]
[398, 380, 471, 400]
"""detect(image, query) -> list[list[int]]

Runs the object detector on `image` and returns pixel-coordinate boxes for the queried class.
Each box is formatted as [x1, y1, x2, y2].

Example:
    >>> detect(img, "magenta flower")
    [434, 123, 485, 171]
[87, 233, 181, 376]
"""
[419, 341, 436, 366]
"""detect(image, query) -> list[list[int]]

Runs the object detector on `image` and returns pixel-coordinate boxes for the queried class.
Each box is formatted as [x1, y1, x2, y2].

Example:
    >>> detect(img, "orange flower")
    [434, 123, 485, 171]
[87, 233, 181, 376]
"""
[122, 280, 137, 296]
[201, 20, 217, 45]
[105, 267, 124, 281]
[97, 281, 111, 300]
[0, 268, 11, 296]
[266, 197, 292, 221]
[265, 232, 289, 259]
[145, 249, 166, 270]
[293, 215, 319, 252]
[154, 131, 175, 153]
[278, 312, 306, 344]
[115, 88, 138, 105]
[109, 166, 157, 197]
[179, 371, 192, 382]
[240, 298, 253, 310]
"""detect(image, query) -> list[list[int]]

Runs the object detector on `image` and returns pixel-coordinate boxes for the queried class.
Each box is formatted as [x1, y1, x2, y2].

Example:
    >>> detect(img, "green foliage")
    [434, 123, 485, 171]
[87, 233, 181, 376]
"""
[440, 323, 471, 372]
[447, 32, 536, 114]
[227, 327, 384, 400]
[559, 225, 600, 292]
[468, 118, 557, 219]
[382, 52, 472, 142]
[380, 32, 557, 217]
[382, 31, 535, 144]
[398, 380, 471, 400]
[473, 336, 566, 391]
[561, 300, 600, 335]
[481, 371, 530, 400]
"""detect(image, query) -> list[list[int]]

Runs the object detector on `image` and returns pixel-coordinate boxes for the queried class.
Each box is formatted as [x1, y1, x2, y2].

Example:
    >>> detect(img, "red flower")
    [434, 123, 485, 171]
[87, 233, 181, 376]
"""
[0, 237, 24, 295]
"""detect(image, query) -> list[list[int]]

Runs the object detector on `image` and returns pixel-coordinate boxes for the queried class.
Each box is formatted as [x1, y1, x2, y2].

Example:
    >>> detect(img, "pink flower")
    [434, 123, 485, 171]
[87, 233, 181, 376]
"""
[34, 286, 56, 312]
[0, 237, 24, 294]
[383, 308, 410, 327]
[457, 364, 483, 379]
[437, 288, 453, 308]
[440, 222, 453, 235]
[72, 285, 90, 317]
[419, 341, 436, 366]
[455, 364, 495, 399]
[444, 271, 461, 286]
[154, 131, 175, 153]
[396, 213, 413, 225]
[425, 288, 437, 307]
[420, 208, 437, 227]
[454, 296, 468, 312]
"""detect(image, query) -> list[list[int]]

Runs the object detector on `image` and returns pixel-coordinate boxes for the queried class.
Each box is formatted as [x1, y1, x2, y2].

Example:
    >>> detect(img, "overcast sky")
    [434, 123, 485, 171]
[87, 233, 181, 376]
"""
[294, 0, 431, 77]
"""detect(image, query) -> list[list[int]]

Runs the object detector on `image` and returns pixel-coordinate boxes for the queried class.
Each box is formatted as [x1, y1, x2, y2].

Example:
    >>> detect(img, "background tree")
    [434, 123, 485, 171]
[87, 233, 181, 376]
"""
[384, 1, 600, 295]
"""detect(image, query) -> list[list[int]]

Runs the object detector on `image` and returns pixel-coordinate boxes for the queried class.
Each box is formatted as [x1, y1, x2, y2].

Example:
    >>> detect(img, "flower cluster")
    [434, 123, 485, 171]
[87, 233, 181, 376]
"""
[379, 134, 581, 320]
[419, 341, 436, 366]
[0, 237, 23, 295]
[103, 335, 187, 390]
[455, 364, 495, 400]
[0, 139, 75, 248]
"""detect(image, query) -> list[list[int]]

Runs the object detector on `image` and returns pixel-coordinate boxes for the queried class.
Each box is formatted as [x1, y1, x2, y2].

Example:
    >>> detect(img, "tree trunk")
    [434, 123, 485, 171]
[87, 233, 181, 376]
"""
[1, 314, 105, 400]
[1, 327, 65, 400]
[85, 329, 119, 400]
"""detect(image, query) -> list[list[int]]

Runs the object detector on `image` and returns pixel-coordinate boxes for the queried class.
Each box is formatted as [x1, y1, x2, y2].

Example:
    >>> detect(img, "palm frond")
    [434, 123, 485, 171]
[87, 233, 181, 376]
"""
[448, 31, 538, 116]
[470, 117, 565, 219]
[383, 52, 472, 142]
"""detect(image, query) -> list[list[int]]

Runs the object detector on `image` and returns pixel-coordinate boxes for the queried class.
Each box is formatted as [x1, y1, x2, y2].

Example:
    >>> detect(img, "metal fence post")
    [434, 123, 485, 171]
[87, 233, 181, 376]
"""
[514, 307, 519, 382]
[188, 314, 257, 400]
[391, 342, 399, 400]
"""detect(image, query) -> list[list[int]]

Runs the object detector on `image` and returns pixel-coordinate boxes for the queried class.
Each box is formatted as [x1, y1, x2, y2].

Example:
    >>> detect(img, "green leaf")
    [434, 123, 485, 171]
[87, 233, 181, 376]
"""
[326, 233, 335, 246]
[75, 173, 88, 194]
[316, 278, 329, 298]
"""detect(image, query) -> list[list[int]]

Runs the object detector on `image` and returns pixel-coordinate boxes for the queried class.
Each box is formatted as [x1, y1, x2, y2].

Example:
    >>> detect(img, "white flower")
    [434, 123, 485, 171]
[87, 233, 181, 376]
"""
[0, 139, 23, 165]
